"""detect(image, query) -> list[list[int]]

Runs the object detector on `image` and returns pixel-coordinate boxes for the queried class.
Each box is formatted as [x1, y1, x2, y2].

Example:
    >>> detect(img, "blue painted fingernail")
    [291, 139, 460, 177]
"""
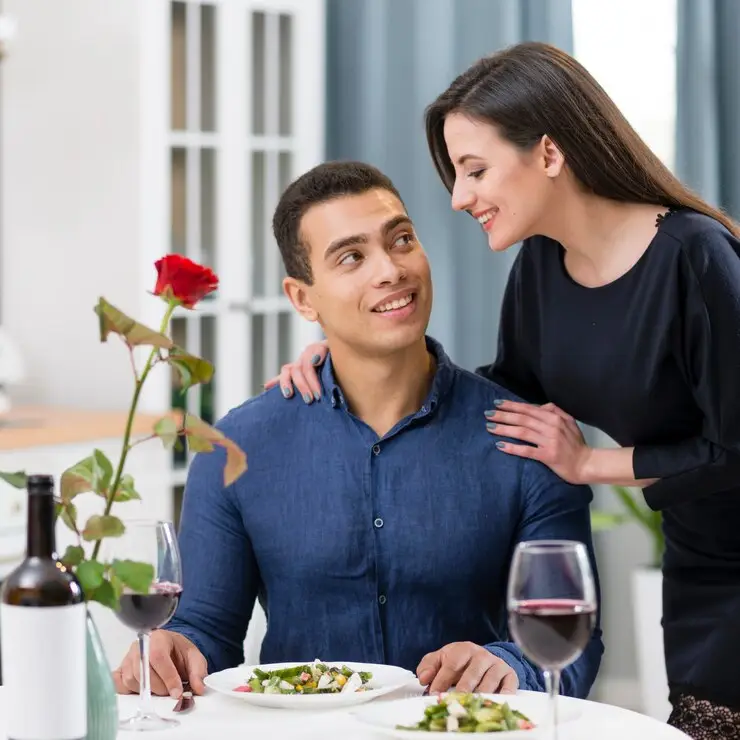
[303, 392, 313, 404]
[493, 399, 504, 406]
[484, 409, 495, 417]
[314, 391, 321, 401]
[486, 422, 496, 432]
[496, 441, 505, 449]
[281, 386, 292, 398]
[311, 354, 321, 365]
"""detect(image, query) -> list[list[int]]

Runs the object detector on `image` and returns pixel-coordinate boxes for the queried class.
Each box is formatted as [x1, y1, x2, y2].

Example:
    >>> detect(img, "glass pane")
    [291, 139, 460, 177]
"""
[251, 151, 265, 296]
[170, 318, 188, 468]
[278, 15, 292, 136]
[173, 485, 185, 531]
[171, 148, 187, 254]
[251, 12, 265, 135]
[201, 148, 216, 270]
[278, 312, 293, 368]
[200, 316, 216, 424]
[171, 2, 187, 130]
[250, 314, 265, 398]
[277, 151, 292, 284]
[200, 4, 216, 132]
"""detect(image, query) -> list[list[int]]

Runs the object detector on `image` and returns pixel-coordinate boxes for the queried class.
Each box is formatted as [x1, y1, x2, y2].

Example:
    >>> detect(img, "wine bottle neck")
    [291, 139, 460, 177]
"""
[27, 493, 56, 559]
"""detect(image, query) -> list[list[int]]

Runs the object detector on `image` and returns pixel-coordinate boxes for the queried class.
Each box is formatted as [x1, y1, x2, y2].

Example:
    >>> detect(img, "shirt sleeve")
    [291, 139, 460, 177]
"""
[166, 433, 259, 673]
[633, 227, 740, 510]
[475, 246, 550, 405]
[484, 460, 604, 698]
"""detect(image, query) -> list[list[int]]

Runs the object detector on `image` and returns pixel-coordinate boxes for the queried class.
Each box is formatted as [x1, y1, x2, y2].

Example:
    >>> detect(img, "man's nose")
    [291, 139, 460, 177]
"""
[373, 251, 406, 285]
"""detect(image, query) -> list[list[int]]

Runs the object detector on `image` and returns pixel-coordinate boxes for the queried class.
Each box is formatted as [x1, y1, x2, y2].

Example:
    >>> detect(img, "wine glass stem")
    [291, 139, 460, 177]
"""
[138, 630, 154, 717]
[545, 668, 560, 740]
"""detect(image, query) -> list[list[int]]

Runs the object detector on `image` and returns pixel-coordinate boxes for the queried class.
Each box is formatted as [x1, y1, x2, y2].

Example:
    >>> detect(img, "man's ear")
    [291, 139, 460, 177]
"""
[283, 277, 318, 322]
[540, 134, 565, 178]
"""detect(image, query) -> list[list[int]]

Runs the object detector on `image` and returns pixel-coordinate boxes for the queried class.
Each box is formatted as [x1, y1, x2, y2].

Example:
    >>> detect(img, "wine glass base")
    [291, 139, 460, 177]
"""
[119, 712, 180, 732]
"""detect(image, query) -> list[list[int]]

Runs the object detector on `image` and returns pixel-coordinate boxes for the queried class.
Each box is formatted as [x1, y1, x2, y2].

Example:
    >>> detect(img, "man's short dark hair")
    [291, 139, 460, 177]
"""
[272, 160, 405, 284]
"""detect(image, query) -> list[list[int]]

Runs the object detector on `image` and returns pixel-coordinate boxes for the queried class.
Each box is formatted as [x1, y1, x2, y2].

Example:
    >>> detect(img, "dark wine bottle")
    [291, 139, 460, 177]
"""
[0, 474, 87, 740]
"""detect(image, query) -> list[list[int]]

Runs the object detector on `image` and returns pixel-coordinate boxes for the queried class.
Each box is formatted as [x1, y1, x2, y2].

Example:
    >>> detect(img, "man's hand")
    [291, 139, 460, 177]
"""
[416, 642, 518, 695]
[113, 631, 208, 698]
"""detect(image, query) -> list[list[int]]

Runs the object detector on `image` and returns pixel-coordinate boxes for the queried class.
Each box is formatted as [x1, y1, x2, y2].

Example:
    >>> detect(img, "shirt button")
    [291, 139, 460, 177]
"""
[372, 444, 381, 455]
[421, 405, 427, 413]
[378, 594, 387, 605]
[374, 517, 384, 528]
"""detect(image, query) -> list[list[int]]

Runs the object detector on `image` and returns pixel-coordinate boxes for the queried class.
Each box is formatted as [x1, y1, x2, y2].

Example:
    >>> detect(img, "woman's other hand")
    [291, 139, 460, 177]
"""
[264, 340, 329, 403]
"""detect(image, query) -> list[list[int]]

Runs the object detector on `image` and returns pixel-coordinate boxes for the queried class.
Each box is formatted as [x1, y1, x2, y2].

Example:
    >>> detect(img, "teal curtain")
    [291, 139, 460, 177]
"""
[326, 0, 574, 370]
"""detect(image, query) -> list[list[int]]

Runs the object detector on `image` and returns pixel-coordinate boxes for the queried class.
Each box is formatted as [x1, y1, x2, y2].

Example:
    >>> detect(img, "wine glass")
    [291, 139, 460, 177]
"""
[507, 540, 597, 739]
[107, 520, 183, 731]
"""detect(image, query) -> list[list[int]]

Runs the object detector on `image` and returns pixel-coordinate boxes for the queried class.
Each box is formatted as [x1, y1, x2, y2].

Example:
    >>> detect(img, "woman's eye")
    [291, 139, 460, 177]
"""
[338, 251, 361, 265]
[393, 233, 414, 248]
[467, 169, 485, 180]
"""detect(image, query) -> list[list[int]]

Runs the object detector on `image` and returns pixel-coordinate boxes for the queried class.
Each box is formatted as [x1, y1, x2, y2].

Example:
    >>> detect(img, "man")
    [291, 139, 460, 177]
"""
[114, 161, 603, 700]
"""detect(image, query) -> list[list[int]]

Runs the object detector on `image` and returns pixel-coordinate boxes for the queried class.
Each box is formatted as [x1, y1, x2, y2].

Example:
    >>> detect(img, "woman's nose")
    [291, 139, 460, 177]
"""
[450, 180, 474, 212]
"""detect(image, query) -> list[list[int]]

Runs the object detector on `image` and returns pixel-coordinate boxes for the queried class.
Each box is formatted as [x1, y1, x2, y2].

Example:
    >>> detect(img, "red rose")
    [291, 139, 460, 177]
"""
[153, 255, 218, 308]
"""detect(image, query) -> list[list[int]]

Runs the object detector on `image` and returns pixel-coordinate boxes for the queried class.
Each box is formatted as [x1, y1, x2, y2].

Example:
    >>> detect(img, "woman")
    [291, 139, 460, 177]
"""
[267, 42, 740, 738]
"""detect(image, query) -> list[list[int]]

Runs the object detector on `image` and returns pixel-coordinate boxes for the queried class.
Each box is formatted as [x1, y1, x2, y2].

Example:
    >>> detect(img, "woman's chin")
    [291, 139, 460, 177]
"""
[487, 231, 517, 253]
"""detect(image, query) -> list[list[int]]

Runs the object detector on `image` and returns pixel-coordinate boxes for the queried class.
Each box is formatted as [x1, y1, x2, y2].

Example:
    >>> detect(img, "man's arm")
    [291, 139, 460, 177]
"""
[484, 460, 604, 698]
[166, 437, 259, 674]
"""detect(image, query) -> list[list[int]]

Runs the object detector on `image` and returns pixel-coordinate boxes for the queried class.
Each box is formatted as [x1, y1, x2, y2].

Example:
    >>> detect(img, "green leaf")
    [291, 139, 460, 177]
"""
[612, 485, 651, 529]
[94, 297, 174, 349]
[590, 510, 629, 532]
[56, 502, 79, 533]
[60, 457, 95, 502]
[92, 449, 114, 494]
[75, 560, 106, 595]
[184, 413, 247, 486]
[82, 514, 125, 542]
[154, 417, 180, 450]
[90, 579, 119, 610]
[111, 559, 154, 594]
[61, 545, 85, 568]
[168, 346, 214, 391]
[112, 473, 141, 502]
[0, 471, 28, 489]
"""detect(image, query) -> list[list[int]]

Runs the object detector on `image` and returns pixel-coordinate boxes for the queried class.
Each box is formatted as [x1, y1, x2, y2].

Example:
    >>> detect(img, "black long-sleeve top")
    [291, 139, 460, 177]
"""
[478, 208, 740, 707]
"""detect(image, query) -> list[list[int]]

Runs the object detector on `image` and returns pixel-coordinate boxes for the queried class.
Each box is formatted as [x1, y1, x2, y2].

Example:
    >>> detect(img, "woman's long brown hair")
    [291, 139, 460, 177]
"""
[425, 41, 740, 237]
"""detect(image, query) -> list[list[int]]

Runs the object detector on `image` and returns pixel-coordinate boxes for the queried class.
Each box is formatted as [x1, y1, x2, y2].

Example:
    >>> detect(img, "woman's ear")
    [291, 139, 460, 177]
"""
[540, 134, 565, 178]
[283, 277, 319, 323]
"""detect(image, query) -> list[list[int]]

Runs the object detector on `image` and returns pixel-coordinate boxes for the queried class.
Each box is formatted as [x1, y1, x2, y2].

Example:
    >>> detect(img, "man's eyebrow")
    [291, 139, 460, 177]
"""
[323, 214, 414, 261]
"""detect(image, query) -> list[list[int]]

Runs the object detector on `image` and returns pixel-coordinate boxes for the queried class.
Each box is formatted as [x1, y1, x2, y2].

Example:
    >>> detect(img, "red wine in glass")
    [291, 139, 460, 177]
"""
[509, 599, 596, 669]
[117, 582, 182, 633]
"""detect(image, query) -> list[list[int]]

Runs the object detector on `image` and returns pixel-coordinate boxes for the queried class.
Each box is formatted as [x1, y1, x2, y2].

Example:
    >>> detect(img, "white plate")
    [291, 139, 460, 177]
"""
[203, 660, 417, 709]
[351, 692, 581, 737]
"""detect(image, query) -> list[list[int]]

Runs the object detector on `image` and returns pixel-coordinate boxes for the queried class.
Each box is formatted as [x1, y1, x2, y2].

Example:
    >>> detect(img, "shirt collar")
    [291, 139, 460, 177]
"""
[320, 335, 455, 413]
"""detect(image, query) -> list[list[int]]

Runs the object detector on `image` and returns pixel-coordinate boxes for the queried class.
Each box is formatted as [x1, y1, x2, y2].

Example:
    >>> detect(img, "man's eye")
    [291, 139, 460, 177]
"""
[393, 233, 414, 248]
[338, 251, 361, 265]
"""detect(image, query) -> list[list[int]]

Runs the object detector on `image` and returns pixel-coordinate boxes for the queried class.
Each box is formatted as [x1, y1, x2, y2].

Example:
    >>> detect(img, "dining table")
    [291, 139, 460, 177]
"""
[0, 684, 690, 739]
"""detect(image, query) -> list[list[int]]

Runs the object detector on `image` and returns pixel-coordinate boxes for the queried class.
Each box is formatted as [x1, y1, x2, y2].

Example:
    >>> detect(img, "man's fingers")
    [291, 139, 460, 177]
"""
[113, 667, 133, 695]
[478, 663, 518, 694]
[186, 649, 209, 696]
[453, 654, 491, 693]
[416, 651, 442, 686]
[428, 662, 464, 695]
[149, 644, 184, 698]
[121, 659, 140, 694]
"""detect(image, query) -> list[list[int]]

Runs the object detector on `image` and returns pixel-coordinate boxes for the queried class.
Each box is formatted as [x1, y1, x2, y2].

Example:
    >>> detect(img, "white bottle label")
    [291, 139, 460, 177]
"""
[1, 602, 87, 740]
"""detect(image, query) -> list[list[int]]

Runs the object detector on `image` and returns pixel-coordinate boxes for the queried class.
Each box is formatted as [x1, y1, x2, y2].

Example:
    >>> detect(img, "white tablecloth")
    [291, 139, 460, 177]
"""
[0, 686, 689, 739]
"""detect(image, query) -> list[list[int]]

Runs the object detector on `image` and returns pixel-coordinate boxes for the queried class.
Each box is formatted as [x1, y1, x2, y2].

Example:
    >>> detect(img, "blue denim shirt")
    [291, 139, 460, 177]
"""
[167, 338, 603, 698]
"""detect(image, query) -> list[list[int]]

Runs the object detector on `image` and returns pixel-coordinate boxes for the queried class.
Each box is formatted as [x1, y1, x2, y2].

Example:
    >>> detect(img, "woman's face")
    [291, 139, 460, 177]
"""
[443, 113, 560, 252]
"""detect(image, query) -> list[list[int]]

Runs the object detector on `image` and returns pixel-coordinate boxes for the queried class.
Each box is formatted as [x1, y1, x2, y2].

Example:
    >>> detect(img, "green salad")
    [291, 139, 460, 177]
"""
[233, 660, 373, 695]
[398, 692, 536, 733]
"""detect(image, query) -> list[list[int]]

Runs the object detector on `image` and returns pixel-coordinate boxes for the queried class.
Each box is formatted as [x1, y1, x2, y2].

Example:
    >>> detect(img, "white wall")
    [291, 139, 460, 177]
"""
[572, 0, 677, 707]
[1, 0, 146, 411]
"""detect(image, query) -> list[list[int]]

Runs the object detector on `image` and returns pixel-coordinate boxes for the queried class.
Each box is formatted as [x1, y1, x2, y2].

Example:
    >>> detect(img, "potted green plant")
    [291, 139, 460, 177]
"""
[0, 254, 247, 739]
[591, 486, 669, 720]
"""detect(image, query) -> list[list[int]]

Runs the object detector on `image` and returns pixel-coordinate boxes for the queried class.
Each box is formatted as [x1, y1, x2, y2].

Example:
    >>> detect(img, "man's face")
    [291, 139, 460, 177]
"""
[286, 189, 432, 357]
